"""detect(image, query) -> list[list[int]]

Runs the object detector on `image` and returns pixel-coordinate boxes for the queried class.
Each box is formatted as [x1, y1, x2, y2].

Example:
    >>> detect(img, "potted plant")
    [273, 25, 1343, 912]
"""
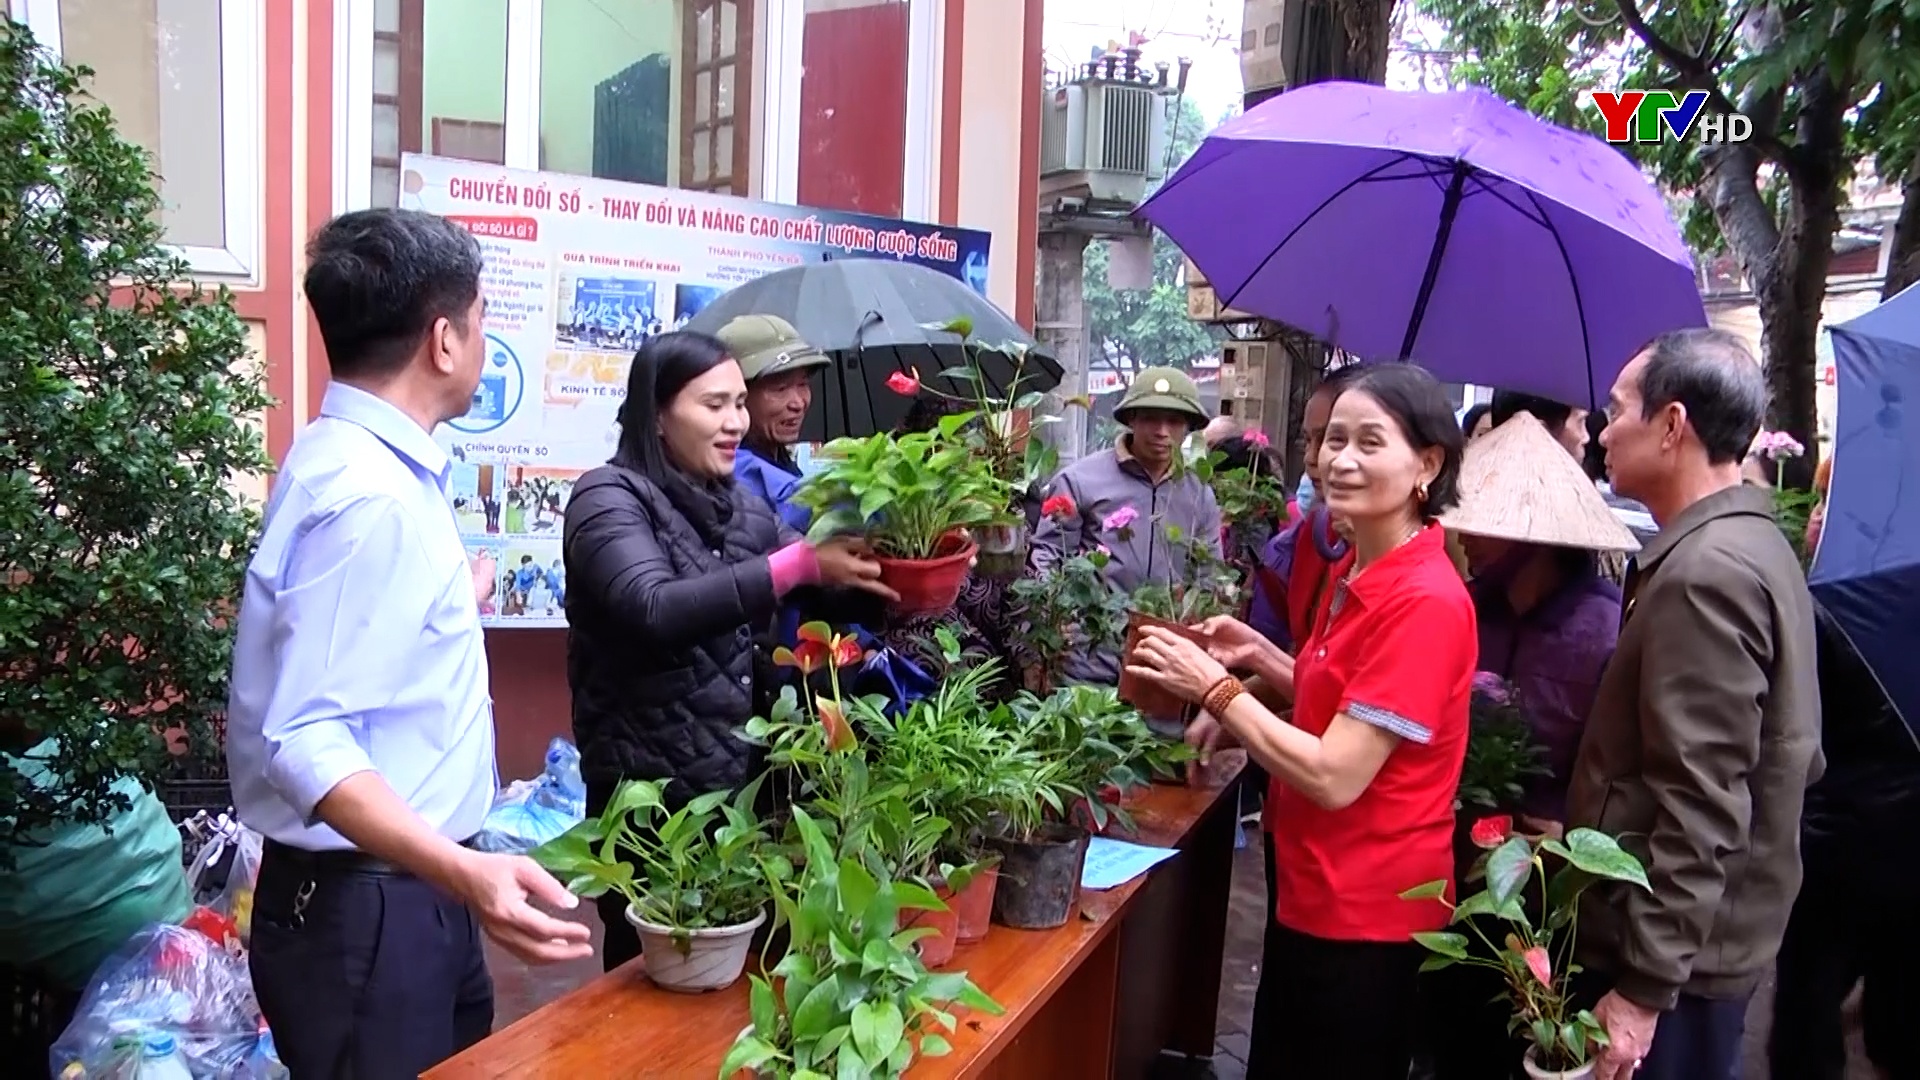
[1401, 818, 1651, 1079]
[1201, 435, 1291, 574]
[978, 760, 1090, 930]
[1007, 499, 1130, 693]
[720, 807, 1003, 1079]
[791, 428, 1013, 616]
[533, 776, 785, 993]
[884, 317, 1071, 581]
[1116, 519, 1242, 726]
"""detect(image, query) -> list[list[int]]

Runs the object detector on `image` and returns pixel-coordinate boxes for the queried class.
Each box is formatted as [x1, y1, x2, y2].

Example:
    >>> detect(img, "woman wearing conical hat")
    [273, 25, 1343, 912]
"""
[1424, 411, 1640, 1080]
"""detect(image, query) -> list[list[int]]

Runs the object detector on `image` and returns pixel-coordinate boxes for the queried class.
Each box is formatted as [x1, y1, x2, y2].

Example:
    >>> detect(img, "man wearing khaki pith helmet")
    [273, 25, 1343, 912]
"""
[719, 313, 832, 532]
[1029, 366, 1222, 686]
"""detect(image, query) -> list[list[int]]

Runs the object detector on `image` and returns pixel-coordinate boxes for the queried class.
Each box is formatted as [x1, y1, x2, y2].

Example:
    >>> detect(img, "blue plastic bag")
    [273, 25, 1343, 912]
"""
[471, 738, 586, 854]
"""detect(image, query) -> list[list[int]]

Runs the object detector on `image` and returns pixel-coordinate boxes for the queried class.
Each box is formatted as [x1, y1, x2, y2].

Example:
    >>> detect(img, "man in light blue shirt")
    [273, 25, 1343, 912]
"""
[225, 209, 591, 1077]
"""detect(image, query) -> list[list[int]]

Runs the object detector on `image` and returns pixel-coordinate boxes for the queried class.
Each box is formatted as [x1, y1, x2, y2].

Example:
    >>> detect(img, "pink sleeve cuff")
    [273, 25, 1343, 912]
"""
[769, 541, 821, 597]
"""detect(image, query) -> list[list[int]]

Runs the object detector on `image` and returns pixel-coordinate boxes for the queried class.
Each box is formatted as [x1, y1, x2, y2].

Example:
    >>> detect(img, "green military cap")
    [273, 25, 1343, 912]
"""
[716, 314, 831, 381]
[1115, 366, 1209, 427]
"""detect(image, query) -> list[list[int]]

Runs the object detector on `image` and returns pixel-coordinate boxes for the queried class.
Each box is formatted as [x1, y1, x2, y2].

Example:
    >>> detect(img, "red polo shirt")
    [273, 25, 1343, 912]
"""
[1268, 525, 1476, 941]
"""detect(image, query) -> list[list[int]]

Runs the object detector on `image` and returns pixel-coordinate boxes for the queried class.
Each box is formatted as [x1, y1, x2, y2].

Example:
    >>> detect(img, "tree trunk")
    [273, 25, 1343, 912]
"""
[1884, 155, 1920, 300]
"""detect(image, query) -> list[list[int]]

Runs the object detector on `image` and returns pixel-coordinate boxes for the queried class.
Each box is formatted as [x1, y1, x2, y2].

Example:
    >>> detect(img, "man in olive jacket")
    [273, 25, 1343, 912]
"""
[1568, 328, 1822, 1080]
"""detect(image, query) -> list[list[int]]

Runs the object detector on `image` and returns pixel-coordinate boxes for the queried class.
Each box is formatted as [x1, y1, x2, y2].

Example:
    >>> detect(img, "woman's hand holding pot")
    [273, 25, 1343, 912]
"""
[814, 535, 901, 601]
[1196, 616, 1294, 689]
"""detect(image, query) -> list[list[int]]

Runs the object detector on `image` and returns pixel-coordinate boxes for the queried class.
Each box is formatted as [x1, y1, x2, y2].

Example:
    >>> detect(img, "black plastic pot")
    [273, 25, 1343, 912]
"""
[987, 823, 1090, 929]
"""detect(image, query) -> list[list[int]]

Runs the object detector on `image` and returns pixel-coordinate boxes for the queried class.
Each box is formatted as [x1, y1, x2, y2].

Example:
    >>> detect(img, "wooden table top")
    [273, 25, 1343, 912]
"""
[427, 753, 1246, 1080]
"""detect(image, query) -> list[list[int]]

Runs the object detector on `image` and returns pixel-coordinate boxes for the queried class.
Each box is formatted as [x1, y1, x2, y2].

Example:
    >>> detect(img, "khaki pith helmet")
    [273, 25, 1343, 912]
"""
[717, 314, 831, 381]
[1115, 366, 1208, 427]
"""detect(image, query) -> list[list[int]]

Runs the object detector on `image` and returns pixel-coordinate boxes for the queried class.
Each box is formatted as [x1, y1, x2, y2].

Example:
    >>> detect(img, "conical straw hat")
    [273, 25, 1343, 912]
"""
[1440, 412, 1640, 553]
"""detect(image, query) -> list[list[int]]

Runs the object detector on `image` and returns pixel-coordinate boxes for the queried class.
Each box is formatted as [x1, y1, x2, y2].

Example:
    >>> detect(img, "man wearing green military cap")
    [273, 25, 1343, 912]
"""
[1030, 365, 1222, 685]
[716, 314, 831, 531]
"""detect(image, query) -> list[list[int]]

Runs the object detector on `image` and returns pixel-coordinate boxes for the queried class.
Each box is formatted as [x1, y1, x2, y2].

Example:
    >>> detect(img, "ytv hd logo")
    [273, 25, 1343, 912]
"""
[1589, 91, 1753, 145]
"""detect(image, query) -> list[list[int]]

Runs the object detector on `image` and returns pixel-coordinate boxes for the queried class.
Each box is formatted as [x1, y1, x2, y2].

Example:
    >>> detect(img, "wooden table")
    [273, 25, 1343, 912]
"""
[429, 754, 1246, 1079]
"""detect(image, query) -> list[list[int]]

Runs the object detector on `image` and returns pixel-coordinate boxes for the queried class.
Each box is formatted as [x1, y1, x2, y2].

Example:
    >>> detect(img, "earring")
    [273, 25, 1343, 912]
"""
[1416, 481, 1429, 502]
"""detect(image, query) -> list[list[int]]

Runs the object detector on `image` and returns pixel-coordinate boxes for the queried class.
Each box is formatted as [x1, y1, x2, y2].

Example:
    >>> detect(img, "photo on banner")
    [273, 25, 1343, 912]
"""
[401, 153, 993, 627]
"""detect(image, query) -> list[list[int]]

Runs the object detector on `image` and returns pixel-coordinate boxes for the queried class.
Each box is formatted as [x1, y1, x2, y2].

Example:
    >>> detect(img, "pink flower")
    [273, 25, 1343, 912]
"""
[1102, 505, 1139, 533]
[1246, 430, 1270, 449]
[885, 368, 921, 396]
[1471, 671, 1511, 705]
[1096, 544, 1112, 556]
[1470, 815, 1512, 850]
[1758, 429, 1805, 461]
[1523, 945, 1552, 986]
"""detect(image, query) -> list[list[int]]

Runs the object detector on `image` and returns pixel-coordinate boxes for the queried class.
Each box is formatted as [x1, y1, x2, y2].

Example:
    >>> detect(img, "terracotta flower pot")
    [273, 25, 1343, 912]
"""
[951, 864, 1000, 944]
[897, 883, 959, 967]
[1117, 610, 1205, 726]
[875, 533, 978, 619]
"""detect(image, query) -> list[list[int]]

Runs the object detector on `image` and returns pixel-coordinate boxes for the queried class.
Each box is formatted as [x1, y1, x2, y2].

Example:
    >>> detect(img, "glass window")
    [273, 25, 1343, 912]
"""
[36, 0, 255, 272]
[371, 0, 509, 208]
[537, 0, 761, 194]
[795, 0, 908, 216]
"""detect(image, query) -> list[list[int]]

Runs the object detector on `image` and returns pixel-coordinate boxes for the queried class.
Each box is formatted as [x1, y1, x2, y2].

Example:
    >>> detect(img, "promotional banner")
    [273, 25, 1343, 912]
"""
[399, 153, 994, 628]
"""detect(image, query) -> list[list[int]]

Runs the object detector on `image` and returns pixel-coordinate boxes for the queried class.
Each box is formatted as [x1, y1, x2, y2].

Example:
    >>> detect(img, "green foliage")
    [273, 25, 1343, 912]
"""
[792, 428, 1013, 560]
[0, 22, 271, 853]
[1124, 522, 1242, 624]
[1083, 97, 1224, 375]
[1403, 822, 1650, 1070]
[532, 775, 786, 934]
[1458, 675, 1550, 812]
[917, 316, 1064, 505]
[1007, 546, 1130, 686]
[718, 808, 1003, 1080]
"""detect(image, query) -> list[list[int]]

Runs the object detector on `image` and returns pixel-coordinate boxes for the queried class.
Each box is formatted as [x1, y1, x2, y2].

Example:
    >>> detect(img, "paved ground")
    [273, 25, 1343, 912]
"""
[487, 826, 1878, 1078]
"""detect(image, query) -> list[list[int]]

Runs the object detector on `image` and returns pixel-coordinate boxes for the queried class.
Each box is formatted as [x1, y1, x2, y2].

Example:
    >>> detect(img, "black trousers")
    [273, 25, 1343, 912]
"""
[1246, 842, 1424, 1080]
[1771, 846, 1920, 1080]
[249, 843, 492, 1079]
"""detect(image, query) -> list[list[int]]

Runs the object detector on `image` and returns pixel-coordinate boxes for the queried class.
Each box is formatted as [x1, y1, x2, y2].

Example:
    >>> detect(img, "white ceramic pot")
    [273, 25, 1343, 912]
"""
[625, 905, 767, 993]
[1522, 1046, 1598, 1080]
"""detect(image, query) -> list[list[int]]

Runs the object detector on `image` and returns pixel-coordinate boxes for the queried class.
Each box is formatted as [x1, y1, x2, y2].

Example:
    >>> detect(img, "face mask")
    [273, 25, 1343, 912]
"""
[1296, 474, 1315, 513]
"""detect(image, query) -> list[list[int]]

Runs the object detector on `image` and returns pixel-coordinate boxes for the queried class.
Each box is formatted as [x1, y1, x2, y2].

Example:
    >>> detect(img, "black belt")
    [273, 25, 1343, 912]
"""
[263, 837, 473, 878]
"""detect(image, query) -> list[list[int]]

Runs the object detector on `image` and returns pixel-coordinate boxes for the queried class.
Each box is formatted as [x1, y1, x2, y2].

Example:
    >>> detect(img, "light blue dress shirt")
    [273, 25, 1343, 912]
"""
[226, 384, 496, 851]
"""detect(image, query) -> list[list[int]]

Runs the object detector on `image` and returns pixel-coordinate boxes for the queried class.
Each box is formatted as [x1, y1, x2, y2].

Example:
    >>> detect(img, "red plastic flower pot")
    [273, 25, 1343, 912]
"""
[874, 533, 978, 619]
[897, 884, 959, 968]
[951, 865, 1000, 944]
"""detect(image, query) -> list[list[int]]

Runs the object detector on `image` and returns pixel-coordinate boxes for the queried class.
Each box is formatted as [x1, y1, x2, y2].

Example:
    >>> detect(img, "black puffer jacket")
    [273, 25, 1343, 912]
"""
[563, 464, 786, 804]
[1801, 601, 1920, 870]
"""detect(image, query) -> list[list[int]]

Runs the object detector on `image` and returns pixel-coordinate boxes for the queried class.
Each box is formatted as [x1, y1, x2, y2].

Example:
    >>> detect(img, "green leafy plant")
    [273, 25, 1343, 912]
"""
[1755, 430, 1818, 562]
[909, 315, 1067, 505]
[720, 807, 1003, 1080]
[1007, 508, 1129, 688]
[532, 775, 785, 940]
[1402, 818, 1651, 1073]
[1458, 673, 1550, 813]
[1202, 441, 1291, 573]
[791, 428, 1013, 560]
[1123, 522, 1242, 624]
[0, 21, 272, 857]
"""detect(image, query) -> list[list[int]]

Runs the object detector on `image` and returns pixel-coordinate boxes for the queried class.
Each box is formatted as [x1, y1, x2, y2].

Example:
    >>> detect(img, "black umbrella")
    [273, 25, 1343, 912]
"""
[683, 257, 1063, 440]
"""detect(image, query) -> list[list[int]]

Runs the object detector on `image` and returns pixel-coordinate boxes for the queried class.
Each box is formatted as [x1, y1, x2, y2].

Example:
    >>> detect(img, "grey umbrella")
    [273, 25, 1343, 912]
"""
[683, 257, 1063, 441]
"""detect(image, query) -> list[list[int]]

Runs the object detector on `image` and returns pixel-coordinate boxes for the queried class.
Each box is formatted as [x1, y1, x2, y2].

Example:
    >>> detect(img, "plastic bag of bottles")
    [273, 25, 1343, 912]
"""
[50, 922, 284, 1079]
[470, 737, 586, 854]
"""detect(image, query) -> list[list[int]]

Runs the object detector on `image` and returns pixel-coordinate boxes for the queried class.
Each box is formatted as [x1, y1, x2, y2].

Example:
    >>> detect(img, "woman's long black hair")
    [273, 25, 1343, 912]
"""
[611, 330, 734, 479]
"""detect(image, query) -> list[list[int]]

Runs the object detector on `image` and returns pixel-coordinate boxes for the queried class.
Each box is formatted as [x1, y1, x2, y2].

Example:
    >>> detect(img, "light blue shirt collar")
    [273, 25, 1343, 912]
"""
[318, 383, 452, 489]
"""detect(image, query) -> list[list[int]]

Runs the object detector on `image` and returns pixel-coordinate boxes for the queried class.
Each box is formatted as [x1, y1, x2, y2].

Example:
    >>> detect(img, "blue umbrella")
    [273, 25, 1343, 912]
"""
[1811, 283, 1920, 731]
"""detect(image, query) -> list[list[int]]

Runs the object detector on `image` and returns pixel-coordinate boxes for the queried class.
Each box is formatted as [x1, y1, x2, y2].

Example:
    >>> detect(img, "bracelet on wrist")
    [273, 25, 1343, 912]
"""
[1203, 675, 1247, 718]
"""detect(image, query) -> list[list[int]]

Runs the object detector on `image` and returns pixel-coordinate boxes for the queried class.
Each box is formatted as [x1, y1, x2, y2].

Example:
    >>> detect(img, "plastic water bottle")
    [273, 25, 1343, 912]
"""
[532, 738, 585, 814]
[136, 1033, 194, 1080]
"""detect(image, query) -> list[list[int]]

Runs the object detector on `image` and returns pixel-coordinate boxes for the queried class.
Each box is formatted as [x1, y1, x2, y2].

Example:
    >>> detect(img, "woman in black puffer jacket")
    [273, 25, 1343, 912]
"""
[1769, 457, 1920, 1080]
[563, 331, 896, 972]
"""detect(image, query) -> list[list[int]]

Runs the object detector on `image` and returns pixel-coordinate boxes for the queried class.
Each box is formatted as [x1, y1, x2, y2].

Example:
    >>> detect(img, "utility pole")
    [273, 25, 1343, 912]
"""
[1034, 232, 1092, 461]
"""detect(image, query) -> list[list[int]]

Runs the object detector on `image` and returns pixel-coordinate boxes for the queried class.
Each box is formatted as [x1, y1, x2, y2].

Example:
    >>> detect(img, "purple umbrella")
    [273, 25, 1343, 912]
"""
[1137, 81, 1706, 407]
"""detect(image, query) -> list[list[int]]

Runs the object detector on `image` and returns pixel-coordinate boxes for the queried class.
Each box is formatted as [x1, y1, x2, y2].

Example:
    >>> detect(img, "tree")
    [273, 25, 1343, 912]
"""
[1417, 0, 1920, 487]
[0, 22, 271, 856]
[1082, 96, 1223, 377]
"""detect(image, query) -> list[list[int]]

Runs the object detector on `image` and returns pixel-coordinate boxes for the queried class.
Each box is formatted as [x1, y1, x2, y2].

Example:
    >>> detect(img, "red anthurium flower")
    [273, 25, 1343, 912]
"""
[816, 697, 856, 752]
[1523, 946, 1552, 986]
[885, 368, 921, 396]
[1041, 493, 1077, 519]
[831, 634, 865, 670]
[797, 621, 833, 646]
[773, 640, 828, 675]
[1470, 815, 1512, 849]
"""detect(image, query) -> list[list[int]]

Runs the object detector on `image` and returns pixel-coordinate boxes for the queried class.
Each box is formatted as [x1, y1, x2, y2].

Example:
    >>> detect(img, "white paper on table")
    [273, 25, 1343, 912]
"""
[1080, 837, 1180, 890]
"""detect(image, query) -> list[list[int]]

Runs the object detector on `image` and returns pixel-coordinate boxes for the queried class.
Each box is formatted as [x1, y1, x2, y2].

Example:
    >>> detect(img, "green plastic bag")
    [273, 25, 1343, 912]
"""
[0, 740, 193, 989]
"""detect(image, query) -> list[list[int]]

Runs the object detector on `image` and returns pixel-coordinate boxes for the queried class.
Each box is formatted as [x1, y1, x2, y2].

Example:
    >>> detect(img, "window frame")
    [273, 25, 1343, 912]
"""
[12, 0, 264, 279]
[337, 0, 941, 219]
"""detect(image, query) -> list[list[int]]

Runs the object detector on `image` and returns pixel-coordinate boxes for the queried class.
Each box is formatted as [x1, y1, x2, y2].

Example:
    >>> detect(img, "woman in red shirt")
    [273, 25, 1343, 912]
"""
[1127, 362, 1476, 1080]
